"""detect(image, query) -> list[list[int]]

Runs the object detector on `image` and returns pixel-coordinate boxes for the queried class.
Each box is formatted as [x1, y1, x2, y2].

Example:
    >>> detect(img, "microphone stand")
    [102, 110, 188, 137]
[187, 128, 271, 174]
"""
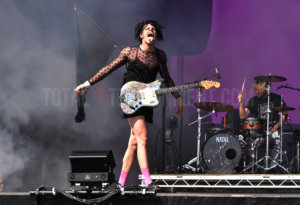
[182, 72, 220, 173]
[278, 85, 300, 92]
[193, 72, 220, 83]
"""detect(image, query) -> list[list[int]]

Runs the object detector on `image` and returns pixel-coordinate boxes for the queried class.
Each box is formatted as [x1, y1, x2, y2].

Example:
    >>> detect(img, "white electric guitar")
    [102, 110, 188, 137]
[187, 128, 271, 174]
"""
[120, 79, 220, 114]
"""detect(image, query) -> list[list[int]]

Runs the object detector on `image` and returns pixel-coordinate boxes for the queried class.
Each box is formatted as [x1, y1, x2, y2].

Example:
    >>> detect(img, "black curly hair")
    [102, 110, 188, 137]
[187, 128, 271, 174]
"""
[135, 20, 164, 43]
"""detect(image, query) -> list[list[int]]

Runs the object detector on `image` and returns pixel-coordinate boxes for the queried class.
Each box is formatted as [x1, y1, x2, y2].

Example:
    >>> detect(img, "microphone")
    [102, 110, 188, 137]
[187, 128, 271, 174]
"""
[215, 67, 221, 79]
[275, 84, 288, 90]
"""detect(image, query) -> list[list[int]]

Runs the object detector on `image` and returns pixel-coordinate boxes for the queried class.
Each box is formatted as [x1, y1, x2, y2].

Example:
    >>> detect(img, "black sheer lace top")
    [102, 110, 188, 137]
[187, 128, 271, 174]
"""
[88, 46, 180, 99]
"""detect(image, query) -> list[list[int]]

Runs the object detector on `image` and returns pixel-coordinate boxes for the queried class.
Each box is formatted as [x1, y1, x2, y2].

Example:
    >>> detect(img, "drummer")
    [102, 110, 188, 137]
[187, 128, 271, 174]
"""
[238, 79, 287, 133]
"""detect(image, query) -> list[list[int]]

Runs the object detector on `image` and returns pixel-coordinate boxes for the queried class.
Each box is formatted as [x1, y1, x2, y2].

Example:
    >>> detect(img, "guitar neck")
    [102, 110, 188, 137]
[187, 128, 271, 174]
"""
[155, 82, 201, 96]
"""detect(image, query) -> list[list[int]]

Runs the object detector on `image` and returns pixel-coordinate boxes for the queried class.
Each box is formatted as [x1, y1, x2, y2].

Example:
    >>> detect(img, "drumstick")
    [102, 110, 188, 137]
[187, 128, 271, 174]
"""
[239, 78, 246, 102]
[241, 78, 246, 92]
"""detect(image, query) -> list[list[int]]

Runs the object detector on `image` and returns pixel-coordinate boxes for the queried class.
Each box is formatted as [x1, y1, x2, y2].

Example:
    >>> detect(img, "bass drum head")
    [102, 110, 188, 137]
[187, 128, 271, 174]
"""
[203, 132, 242, 173]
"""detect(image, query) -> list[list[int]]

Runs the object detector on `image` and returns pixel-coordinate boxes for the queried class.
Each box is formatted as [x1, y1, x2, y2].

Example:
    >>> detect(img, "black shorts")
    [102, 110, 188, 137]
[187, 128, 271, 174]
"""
[122, 107, 153, 124]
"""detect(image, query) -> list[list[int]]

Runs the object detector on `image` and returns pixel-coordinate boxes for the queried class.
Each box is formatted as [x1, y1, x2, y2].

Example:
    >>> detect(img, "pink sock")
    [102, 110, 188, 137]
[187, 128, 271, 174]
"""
[141, 168, 152, 186]
[118, 170, 128, 187]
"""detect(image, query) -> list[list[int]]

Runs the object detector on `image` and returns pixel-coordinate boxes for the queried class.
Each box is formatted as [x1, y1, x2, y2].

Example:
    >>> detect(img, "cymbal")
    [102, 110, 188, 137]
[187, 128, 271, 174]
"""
[271, 106, 296, 112]
[194, 102, 233, 112]
[254, 74, 286, 83]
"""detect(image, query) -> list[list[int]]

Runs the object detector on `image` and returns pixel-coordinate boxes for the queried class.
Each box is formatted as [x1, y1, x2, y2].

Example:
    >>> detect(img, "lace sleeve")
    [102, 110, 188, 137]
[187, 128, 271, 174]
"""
[88, 47, 130, 85]
[158, 50, 181, 99]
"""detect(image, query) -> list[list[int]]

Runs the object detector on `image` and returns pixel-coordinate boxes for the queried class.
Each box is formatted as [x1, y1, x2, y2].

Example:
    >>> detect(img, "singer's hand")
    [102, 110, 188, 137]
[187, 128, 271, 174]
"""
[74, 84, 87, 95]
[74, 81, 91, 95]
[238, 92, 244, 103]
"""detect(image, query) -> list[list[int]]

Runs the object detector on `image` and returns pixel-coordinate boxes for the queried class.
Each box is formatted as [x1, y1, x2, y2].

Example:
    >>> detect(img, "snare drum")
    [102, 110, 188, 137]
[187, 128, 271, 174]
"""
[202, 132, 242, 173]
[242, 117, 264, 137]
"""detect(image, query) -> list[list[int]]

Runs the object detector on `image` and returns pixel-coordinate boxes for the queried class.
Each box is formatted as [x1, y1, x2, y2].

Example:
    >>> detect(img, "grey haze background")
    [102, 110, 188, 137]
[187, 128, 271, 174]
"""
[0, 0, 212, 191]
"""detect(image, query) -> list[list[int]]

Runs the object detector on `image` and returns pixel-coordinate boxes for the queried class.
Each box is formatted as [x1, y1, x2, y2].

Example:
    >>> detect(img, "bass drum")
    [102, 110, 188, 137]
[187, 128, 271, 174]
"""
[205, 127, 230, 139]
[203, 132, 242, 173]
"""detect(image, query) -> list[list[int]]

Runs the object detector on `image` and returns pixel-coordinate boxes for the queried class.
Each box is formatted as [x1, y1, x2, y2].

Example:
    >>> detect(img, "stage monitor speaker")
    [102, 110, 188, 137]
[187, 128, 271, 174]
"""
[68, 150, 116, 187]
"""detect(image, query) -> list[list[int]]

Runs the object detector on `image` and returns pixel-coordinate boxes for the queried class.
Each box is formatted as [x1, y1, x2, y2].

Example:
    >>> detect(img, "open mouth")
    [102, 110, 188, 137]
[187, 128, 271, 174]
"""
[147, 33, 154, 37]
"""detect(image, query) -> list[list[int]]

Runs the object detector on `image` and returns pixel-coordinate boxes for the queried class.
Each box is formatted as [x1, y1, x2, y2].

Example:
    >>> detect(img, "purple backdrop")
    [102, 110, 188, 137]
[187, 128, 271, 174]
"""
[171, 0, 300, 123]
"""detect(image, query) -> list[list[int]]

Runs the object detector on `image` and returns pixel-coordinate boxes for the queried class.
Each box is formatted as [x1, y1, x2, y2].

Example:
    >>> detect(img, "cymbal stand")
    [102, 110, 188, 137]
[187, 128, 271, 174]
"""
[242, 138, 260, 173]
[252, 82, 273, 171]
[241, 82, 273, 173]
[297, 142, 300, 173]
[182, 87, 214, 173]
[278, 95, 284, 164]
[274, 95, 290, 172]
[264, 82, 272, 169]
[255, 83, 289, 173]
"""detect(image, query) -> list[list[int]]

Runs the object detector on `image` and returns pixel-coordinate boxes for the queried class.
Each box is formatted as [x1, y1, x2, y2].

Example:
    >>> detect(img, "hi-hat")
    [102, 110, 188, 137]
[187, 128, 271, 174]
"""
[194, 102, 233, 112]
[271, 106, 296, 112]
[254, 74, 286, 83]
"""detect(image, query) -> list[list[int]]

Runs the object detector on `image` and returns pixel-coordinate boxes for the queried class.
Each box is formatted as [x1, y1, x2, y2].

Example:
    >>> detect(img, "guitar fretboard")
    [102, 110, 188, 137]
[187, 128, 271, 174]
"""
[155, 82, 201, 95]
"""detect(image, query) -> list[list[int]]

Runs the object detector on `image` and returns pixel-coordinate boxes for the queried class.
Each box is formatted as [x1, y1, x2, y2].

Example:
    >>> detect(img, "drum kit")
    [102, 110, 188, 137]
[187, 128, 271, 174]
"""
[183, 74, 298, 174]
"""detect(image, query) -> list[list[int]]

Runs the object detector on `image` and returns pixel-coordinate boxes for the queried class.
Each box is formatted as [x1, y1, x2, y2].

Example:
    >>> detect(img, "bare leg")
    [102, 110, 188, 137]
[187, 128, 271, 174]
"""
[128, 116, 152, 186]
[121, 130, 137, 172]
[118, 116, 150, 187]
[128, 116, 149, 169]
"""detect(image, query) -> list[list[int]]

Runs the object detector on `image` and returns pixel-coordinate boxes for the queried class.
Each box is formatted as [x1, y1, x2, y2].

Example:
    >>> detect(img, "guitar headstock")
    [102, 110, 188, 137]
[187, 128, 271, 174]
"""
[200, 80, 220, 90]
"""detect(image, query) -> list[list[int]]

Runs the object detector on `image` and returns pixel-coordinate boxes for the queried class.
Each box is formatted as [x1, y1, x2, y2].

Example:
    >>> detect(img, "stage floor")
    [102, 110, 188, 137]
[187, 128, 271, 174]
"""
[1, 191, 300, 205]
[2, 174, 300, 205]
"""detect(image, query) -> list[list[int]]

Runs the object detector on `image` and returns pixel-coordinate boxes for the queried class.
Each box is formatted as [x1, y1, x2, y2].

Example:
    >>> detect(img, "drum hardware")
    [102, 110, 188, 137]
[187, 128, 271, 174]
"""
[294, 129, 300, 173]
[183, 101, 241, 172]
[237, 134, 250, 170]
[182, 100, 217, 172]
[194, 102, 234, 112]
[237, 134, 247, 146]
[242, 74, 290, 173]
[284, 129, 300, 173]
[183, 101, 233, 173]
[181, 71, 221, 173]
[182, 93, 226, 172]
[297, 142, 300, 173]
[277, 101, 290, 168]
[242, 117, 264, 138]
[271, 106, 296, 112]
[266, 98, 295, 172]
[242, 137, 261, 173]
[275, 84, 300, 92]
[276, 84, 300, 172]
[286, 140, 300, 173]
